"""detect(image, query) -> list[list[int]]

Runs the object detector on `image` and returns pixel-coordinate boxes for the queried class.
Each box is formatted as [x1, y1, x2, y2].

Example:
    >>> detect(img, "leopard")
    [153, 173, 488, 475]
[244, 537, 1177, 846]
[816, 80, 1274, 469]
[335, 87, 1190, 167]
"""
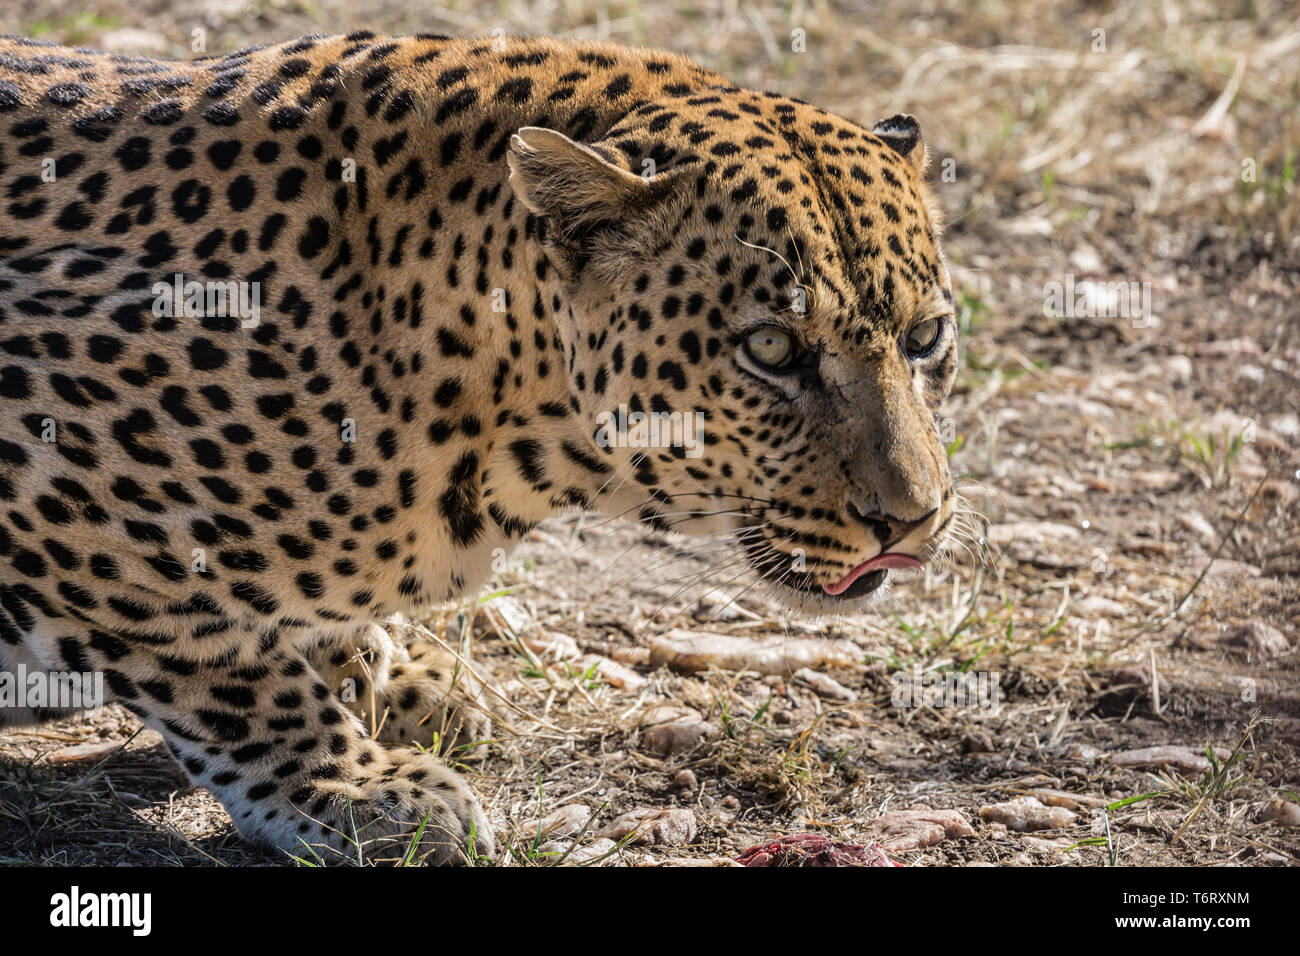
[0, 30, 959, 863]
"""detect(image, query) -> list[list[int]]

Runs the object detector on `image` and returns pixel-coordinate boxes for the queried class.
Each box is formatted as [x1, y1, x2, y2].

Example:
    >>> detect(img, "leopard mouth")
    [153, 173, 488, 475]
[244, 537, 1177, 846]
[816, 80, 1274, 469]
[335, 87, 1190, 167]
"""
[810, 566, 890, 599]
[734, 523, 937, 609]
[735, 527, 898, 604]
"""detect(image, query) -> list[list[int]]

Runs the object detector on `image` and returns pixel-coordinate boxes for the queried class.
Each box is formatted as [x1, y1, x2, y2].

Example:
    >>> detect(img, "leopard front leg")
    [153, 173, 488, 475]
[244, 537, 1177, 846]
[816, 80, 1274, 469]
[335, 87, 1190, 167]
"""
[309, 614, 493, 755]
[96, 625, 492, 864]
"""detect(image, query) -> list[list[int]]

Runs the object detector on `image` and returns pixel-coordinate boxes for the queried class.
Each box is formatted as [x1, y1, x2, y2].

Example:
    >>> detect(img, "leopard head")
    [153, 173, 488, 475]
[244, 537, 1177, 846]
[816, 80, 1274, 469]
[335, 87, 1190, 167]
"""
[508, 92, 959, 614]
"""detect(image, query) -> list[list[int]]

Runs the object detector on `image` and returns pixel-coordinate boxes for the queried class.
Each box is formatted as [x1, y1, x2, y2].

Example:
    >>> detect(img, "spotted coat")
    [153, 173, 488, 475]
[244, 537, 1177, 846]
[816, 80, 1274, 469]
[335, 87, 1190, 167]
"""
[0, 31, 957, 862]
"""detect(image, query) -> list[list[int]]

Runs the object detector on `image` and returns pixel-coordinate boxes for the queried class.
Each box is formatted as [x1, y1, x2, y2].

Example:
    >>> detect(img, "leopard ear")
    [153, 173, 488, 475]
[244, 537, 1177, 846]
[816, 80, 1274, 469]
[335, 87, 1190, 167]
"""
[871, 114, 926, 172]
[507, 126, 653, 236]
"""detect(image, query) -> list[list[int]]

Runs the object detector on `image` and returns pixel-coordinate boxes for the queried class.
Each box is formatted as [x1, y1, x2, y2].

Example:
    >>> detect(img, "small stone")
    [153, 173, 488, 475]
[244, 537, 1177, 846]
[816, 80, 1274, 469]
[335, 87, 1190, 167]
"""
[1178, 511, 1218, 545]
[522, 631, 580, 661]
[987, 521, 1082, 546]
[595, 807, 697, 846]
[1110, 745, 1230, 774]
[609, 646, 650, 666]
[637, 703, 702, 727]
[534, 804, 591, 841]
[1165, 355, 1193, 383]
[719, 795, 741, 810]
[693, 599, 744, 623]
[1130, 469, 1183, 492]
[647, 629, 859, 675]
[642, 719, 715, 757]
[1065, 742, 1104, 761]
[559, 838, 617, 865]
[576, 654, 647, 691]
[43, 740, 126, 765]
[487, 595, 532, 634]
[979, 796, 1077, 831]
[1258, 798, 1300, 827]
[870, 808, 975, 851]
[671, 769, 698, 792]
[1197, 338, 1261, 358]
[793, 668, 858, 701]
[1026, 788, 1108, 811]
[1204, 559, 1261, 579]
[653, 855, 744, 867]
[1226, 620, 1289, 658]
[1021, 834, 1073, 849]
[1069, 244, 1102, 273]
[1074, 595, 1128, 616]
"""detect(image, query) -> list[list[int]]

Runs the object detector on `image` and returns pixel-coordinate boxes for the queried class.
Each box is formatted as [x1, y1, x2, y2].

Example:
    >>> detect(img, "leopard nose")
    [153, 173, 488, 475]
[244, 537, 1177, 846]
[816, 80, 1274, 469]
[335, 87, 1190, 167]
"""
[845, 500, 937, 551]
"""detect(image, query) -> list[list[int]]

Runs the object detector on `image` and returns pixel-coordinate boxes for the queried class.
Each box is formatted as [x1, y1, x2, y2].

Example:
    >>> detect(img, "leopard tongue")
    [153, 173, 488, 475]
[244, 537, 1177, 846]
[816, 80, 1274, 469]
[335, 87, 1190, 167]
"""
[823, 553, 924, 596]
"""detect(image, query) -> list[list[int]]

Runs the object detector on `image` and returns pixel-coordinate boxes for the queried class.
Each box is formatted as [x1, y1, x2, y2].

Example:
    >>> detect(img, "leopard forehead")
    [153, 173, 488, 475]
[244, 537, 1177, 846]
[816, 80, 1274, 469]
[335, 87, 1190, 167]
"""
[611, 93, 947, 313]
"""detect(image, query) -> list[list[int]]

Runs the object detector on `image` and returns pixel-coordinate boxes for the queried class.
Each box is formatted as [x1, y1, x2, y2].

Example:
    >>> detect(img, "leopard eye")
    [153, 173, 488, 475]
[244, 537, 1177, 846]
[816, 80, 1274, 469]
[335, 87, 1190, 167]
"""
[903, 317, 943, 358]
[745, 327, 796, 369]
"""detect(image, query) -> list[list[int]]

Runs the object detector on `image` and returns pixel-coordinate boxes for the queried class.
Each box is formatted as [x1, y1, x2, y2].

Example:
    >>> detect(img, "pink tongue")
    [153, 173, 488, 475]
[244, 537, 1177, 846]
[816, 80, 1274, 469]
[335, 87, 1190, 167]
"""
[823, 553, 924, 596]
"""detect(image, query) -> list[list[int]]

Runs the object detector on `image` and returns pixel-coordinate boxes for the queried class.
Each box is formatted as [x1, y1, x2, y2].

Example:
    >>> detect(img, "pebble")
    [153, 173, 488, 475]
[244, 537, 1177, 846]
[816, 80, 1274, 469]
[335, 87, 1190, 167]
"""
[534, 804, 592, 841]
[595, 807, 697, 846]
[960, 730, 996, 754]
[793, 668, 858, 701]
[1197, 338, 1261, 358]
[522, 631, 581, 661]
[642, 719, 715, 757]
[1204, 559, 1261, 578]
[671, 769, 698, 792]
[637, 703, 702, 726]
[43, 740, 125, 765]
[979, 796, 1077, 831]
[870, 808, 975, 850]
[558, 838, 617, 865]
[987, 521, 1081, 546]
[1064, 742, 1104, 761]
[1178, 511, 1219, 544]
[647, 629, 859, 675]
[1226, 620, 1290, 658]
[1021, 834, 1073, 849]
[576, 654, 647, 691]
[487, 595, 533, 635]
[1129, 469, 1183, 492]
[1074, 595, 1128, 616]
[693, 599, 745, 622]
[1026, 788, 1109, 811]
[650, 856, 744, 867]
[1110, 745, 1230, 774]
[1258, 798, 1300, 827]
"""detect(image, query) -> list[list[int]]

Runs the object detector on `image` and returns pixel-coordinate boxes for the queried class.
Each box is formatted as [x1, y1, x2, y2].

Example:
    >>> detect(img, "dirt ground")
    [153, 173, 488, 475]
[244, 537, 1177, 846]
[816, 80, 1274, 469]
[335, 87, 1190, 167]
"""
[0, 0, 1296, 867]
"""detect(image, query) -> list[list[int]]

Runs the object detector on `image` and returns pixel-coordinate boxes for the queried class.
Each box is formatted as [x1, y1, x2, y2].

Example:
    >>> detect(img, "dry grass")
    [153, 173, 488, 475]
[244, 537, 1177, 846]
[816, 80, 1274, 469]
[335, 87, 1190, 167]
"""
[0, 0, 1297, 866]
